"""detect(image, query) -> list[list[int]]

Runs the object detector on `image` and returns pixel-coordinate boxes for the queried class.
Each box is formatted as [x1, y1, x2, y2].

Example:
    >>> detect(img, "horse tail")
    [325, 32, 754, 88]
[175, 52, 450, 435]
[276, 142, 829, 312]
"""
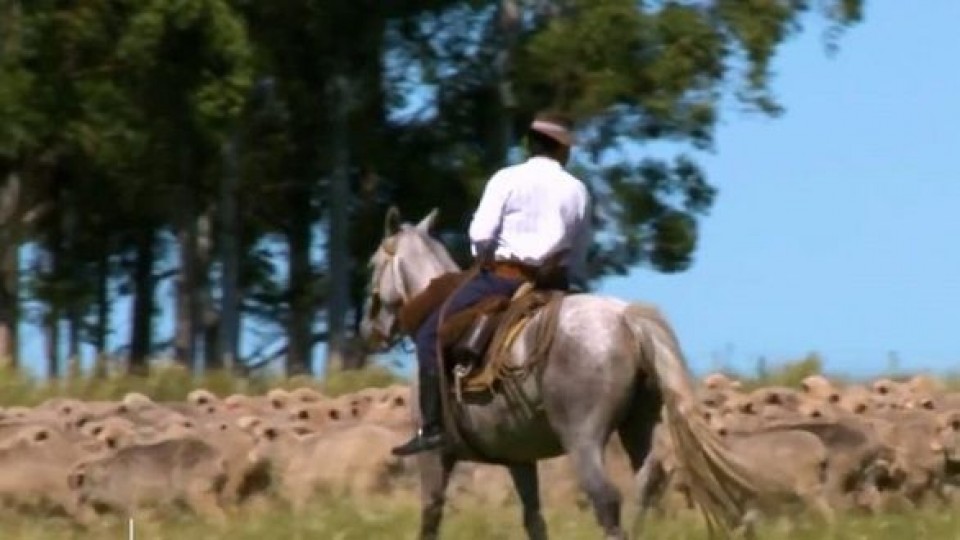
[622, 303, 768, 537]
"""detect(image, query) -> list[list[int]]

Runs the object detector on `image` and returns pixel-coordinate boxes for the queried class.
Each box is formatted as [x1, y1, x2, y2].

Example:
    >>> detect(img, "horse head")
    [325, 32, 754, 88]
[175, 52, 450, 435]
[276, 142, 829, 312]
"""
[359, 206, 458, 352]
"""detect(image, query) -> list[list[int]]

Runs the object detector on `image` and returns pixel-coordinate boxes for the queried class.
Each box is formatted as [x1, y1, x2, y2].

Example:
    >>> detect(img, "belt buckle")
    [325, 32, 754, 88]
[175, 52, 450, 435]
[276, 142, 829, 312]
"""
[500, 264, 522, 280]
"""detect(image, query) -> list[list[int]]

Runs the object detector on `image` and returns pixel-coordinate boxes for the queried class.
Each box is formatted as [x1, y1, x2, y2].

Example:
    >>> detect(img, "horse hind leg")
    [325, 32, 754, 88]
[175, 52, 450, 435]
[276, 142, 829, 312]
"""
[568, 443, 626, 540]
[616, 383, 660, 536]
[632, 451, 668, 528]
[507, 463, 548, 540]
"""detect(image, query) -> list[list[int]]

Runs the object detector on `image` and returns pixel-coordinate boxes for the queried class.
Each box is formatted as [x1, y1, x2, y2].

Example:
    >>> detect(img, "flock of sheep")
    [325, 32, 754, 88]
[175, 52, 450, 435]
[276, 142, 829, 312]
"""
[639, 372, 960, 527]
[0, 371, 957, 532]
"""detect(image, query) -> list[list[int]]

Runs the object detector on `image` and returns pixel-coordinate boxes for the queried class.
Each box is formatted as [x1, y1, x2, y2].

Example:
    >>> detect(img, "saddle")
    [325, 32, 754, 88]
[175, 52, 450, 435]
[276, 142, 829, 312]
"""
[397, 271, 470, 336]
[397, 256, 569, 395]
[444, 284, 564, 396]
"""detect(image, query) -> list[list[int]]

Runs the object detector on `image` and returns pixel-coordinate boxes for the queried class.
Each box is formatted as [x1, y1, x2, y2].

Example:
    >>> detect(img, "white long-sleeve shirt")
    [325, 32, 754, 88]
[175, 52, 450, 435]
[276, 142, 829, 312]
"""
[468, 156, 592, 284]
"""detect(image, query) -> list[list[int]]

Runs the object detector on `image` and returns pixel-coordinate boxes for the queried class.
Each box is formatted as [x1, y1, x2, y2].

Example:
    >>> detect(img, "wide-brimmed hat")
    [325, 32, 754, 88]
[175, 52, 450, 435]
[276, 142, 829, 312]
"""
[529, 113, 575, 147]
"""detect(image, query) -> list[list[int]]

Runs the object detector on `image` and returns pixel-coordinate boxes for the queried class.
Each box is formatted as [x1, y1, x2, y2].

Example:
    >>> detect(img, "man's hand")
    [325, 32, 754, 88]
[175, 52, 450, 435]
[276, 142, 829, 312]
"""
[472, 240, 496, 267]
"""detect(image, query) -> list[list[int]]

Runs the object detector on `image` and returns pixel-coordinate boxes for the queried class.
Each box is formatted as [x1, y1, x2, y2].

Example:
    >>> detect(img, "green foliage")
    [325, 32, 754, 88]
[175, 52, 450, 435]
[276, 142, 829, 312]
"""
[0, 65, 38, 161]
[520, 0, 726, 126]
[117, 0, 253, 137]
[504, 0, 866, 275]
[0, 0, 866, 375]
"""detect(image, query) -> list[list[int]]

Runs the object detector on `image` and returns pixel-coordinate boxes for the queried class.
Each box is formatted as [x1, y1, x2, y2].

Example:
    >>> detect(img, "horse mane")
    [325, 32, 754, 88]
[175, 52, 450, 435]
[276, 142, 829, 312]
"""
[389, 225, 460, 292]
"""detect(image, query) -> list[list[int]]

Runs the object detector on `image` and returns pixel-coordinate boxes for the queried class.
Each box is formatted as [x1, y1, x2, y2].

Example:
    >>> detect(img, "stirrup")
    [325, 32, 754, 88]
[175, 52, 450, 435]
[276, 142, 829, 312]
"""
[452, 364, 471, 403]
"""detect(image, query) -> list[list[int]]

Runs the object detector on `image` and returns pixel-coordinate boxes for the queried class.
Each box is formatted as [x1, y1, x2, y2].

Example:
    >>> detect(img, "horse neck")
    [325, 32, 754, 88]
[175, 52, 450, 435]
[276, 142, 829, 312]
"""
[402, 239, 460, 297]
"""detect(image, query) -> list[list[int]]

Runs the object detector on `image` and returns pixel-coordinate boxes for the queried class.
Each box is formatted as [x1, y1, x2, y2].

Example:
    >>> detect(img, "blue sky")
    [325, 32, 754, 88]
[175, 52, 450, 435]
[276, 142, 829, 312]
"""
[19, 1, 960, 379]
[599, 0, 960, 377]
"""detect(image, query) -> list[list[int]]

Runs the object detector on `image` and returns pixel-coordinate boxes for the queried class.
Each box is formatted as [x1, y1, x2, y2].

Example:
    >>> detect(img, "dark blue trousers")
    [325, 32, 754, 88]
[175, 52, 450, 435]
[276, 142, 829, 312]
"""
[414, 270, 523, 375]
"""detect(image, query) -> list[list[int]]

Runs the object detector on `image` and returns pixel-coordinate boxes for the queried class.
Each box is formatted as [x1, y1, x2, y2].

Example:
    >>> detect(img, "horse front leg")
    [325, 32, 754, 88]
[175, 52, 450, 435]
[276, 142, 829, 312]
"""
[419, 450, 457, 540]
[507, 462, 549, 540]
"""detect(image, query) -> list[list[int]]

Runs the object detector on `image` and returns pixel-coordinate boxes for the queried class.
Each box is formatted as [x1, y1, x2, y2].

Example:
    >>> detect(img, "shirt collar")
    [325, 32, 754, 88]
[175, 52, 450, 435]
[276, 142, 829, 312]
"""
[526, 156, 562, 167]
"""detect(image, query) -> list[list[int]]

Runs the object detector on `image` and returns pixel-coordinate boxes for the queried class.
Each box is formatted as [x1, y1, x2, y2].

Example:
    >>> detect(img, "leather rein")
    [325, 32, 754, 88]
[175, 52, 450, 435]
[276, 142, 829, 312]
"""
[371, 238, 499, 462]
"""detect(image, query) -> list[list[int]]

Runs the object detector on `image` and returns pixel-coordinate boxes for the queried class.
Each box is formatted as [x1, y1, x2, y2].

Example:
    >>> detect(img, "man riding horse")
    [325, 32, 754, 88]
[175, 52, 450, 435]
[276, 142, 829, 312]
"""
[391, 111, 593, 457]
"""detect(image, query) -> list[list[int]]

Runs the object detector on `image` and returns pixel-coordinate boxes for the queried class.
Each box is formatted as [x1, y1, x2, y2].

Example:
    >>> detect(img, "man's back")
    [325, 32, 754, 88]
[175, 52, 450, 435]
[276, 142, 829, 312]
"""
[468, 156, 591, 278]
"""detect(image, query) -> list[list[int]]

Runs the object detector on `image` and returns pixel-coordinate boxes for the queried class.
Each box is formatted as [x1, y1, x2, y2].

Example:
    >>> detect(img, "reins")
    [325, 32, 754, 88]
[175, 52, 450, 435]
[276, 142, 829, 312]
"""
[373, 236, 514, 464]
[432, 264, 493, 461]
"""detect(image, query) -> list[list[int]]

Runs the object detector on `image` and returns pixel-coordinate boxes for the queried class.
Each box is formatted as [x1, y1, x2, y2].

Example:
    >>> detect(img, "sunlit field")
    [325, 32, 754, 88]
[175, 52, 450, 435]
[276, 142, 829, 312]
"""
[4, 496, 960, 540]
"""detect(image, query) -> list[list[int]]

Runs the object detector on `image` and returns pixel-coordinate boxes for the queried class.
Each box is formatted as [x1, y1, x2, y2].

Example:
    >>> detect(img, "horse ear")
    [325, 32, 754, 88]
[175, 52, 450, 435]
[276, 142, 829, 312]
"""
[384, 206, 402, 237]
[416, 208, 439, 233]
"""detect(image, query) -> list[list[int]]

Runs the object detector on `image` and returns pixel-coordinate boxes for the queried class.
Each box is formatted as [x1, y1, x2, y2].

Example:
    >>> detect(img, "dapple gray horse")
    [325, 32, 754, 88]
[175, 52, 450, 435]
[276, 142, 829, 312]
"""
[359, 207, 769, 539]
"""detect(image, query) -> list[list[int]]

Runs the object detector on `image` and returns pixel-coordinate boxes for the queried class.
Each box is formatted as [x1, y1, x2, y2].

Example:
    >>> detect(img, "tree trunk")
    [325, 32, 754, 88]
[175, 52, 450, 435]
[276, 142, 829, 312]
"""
[44, 195, 63, 380]
[0, 172, 18, 369]
[67, 307, 82, 378]
[218, 135, 241, 373]
[203, 313, 219, 372]
[43, 311, 60, 380]
[285, 186, 313, 376]
[0, 244, 17, 369]
[43, 243, 60, 379]
[196, 210, 221, 372]
[174, 217, 197, 370]
[128, 228, 156, 376]
[494, 0, 520, 168]
[325, 76, 352, 374]
[92, 247, 109, 379]
[340, 10, 388, 372]
[62, 195, 82, 378]
[174, 150, 198, 370]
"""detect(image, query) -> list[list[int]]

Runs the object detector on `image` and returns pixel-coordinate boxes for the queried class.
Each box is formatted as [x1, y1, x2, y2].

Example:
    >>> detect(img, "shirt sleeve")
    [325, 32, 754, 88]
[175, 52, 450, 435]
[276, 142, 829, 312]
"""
[468, 171, 510, 256]
[568, 186, 593, 285]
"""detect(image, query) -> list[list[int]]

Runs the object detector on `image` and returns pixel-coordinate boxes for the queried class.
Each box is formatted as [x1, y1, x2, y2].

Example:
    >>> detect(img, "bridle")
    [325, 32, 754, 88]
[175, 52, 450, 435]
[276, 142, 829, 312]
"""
[366, 234, 413, 352]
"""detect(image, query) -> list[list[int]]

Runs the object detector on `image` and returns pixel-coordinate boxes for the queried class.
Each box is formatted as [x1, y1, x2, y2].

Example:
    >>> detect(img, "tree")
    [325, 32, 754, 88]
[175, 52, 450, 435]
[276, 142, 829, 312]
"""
[113, 0, 253, 373]
[1, 0, 252, 375]
[375, 0, 865, 279]
[0, 0, 866, 377]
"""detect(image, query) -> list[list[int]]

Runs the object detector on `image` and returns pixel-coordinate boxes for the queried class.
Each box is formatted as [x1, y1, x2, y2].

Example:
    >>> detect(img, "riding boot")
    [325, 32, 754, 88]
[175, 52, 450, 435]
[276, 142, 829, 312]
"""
[391, 371, 445, 456]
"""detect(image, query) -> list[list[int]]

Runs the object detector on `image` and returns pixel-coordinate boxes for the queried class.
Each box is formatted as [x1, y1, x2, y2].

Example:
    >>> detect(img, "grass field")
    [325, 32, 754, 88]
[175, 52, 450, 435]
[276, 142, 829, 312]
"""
[4, 497, 960, 540]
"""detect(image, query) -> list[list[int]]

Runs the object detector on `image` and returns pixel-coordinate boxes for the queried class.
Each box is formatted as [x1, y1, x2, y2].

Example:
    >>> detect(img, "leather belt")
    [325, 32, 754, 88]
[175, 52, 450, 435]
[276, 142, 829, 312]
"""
[487, 260, 538, 282]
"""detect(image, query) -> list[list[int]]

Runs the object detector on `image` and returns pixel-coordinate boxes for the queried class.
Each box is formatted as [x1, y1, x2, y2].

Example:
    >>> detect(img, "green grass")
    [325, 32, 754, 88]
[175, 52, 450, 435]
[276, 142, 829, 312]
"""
[4, 497, 960, 539]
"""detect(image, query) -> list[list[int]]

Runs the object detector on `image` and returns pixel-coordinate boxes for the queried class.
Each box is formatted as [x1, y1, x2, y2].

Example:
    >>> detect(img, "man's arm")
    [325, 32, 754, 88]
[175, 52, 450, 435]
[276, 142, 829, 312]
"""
[468, 172, 510, 263]
[568, 189, 593, 289]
